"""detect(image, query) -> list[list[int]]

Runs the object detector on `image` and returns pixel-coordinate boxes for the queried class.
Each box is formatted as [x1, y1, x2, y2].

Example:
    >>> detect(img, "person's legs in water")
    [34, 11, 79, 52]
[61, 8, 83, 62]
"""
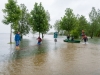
[67, 37, 69, 40]
[84, 39, 86, 44]
[38, 41, 41, 45]
[16, 41, 20, 50]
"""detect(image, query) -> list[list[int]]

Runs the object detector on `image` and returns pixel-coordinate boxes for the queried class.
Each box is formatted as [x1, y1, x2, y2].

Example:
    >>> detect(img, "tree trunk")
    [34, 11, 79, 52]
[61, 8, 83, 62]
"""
[20, 34, 23, 41]
[10, 25, 12, 43]
[58, 30, 59, 35]
[68, 31, 69, 34]
[91, 32, 93, 39]
[39, 32, 40, 37]
[91, 36, 93, 39]
[42, 33, 44, 38]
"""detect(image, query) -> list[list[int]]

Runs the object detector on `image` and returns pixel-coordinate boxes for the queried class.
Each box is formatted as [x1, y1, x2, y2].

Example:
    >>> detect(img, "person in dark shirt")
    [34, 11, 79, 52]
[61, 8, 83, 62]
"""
[67, 34, 70, 40]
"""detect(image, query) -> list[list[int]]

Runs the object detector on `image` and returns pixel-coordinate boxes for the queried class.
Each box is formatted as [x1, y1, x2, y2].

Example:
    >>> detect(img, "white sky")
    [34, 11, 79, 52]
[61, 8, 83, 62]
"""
[0, 0, 100, 33]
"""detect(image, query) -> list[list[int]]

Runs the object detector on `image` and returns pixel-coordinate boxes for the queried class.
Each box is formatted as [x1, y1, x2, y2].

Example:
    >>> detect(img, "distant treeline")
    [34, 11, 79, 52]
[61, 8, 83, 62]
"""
[54, 7, 100, 38]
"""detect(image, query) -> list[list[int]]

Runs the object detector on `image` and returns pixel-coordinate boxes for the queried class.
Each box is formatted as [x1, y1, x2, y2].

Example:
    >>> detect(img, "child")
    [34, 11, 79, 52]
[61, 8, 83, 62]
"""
[37, 37, 42, 45]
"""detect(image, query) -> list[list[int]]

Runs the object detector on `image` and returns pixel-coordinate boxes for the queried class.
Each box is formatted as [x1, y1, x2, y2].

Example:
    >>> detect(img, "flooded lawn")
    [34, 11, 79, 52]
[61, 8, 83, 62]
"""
[0, 34, 100, 75]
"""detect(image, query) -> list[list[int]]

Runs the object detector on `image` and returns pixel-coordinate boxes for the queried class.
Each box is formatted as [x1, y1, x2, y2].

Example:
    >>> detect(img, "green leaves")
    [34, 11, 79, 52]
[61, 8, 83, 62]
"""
[18, 4, 30, 36]
[2, 0, 21, 25]
[77, 15, 88, 35]
[54, 20, 61, 34]
[89, 7, 100, 38]
[60, 8, 76, 34]
[2, 0, 21, 43]
[30, 2, 50, 35]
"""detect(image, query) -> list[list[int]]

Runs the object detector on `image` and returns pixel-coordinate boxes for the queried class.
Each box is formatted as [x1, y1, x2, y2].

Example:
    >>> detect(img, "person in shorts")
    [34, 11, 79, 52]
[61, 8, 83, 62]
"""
[15, 32, 21, 50]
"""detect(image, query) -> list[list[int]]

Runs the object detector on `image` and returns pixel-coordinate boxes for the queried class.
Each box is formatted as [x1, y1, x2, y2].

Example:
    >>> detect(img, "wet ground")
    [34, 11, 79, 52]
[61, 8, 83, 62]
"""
[0, 33, 100, 75]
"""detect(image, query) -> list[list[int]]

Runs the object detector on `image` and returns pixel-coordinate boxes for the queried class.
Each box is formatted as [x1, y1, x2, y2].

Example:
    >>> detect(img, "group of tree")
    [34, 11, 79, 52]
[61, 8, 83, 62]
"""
[3, 0, 100, 43]
[2, 0, 51, 43]
[54, 7, 100, 39]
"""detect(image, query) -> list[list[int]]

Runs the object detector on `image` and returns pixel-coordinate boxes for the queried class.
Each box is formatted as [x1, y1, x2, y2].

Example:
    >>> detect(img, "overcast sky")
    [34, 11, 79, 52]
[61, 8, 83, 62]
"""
[0, 0, 100, 33]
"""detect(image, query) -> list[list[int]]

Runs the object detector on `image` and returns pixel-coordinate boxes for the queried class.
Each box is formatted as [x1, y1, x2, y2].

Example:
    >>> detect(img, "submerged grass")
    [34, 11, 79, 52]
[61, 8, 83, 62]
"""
[8, 42, 15, 44]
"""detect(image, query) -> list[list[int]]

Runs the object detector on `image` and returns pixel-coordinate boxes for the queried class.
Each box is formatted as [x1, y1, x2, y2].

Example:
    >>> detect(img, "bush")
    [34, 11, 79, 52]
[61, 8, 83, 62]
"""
[70, 29, 79, 39]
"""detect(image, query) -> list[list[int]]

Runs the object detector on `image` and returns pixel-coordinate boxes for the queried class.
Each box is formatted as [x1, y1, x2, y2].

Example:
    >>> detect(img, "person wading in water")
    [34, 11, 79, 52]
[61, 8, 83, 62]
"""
[15, 32, 21, 50]
[83, 35, 88, 44]
[37, 37, 42, 45]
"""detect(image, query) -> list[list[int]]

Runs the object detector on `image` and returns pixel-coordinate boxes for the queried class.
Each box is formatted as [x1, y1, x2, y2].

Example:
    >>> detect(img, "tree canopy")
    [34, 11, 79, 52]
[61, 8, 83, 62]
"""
[60, 8, 76, 34]
[30, 2, 50, 37]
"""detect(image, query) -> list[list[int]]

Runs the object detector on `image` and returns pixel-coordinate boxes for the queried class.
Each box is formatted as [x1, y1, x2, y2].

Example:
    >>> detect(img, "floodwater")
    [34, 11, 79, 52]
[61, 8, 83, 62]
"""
[0, 33, 100, 75]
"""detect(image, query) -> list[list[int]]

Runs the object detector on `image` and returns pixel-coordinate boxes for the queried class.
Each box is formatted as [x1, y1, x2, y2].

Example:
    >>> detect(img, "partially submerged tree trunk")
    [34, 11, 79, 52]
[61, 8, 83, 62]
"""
[90, 32, 93, 39]
[42, 33, 44, 38]
[20, 34, 23, 41]
[10, 25, 12, 43]
[39, 32, 40, 37]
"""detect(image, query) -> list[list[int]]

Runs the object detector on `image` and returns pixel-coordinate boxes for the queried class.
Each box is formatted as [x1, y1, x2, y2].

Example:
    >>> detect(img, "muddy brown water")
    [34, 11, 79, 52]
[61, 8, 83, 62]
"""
[0, 34, 100, 75]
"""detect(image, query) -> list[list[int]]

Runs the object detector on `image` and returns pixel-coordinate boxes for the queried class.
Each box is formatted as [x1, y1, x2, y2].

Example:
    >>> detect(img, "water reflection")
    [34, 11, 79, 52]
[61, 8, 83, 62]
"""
[88, 37, 100, 45]
[33, 53, 47, 66]
[61, 43, 77, 62]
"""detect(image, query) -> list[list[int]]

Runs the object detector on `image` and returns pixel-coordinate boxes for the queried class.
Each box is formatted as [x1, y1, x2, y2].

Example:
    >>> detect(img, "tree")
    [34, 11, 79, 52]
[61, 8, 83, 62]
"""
[30, 2, 50, 37]
[60, 8, 76, 35]
[54, 20, 61, 34]
[2, 0, 21, 43]
[41, 10, 51, 38]
[17, 4, 30, 39]
[77, 15, 89, 35]
[89, 7, 98, 38]
[95, 9, 100, 37]
[70, 15, 80, 38]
